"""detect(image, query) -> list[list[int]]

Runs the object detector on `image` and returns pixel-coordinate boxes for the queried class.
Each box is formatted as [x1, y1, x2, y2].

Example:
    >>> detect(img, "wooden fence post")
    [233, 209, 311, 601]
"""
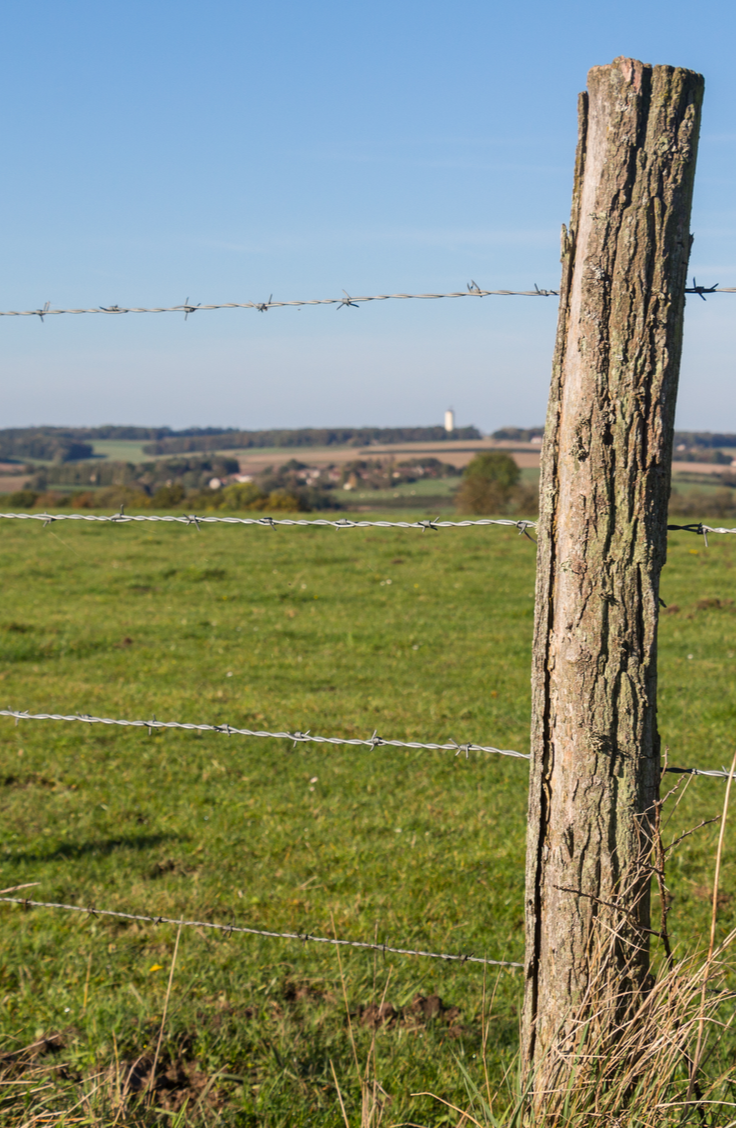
[522, 57, 704, 1092]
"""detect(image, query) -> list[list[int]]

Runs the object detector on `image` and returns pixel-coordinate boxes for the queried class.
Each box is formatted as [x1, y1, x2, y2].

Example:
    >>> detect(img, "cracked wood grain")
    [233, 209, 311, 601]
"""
[522, 57, 703, 1083]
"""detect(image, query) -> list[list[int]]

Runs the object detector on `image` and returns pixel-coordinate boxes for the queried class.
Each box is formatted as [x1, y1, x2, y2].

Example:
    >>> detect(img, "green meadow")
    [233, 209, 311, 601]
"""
[1, 512, 735, 1124]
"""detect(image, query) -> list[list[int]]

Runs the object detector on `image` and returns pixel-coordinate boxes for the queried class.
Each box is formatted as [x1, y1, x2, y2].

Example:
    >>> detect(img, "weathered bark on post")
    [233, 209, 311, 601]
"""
[523, 57, 703, 1085]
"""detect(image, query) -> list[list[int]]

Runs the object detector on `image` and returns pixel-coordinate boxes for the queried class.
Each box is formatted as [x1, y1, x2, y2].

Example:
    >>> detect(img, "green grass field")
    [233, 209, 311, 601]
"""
[1, 512, 735, 1124]
[90, 441, 154, 463]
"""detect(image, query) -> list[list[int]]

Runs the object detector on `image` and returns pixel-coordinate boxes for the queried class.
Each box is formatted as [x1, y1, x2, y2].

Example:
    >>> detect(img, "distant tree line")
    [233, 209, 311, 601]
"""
[0, 423, 483, 463]
[141, 425, 482, 456]
[0, 425, 242, 462]
[6, 421, 731, 470]
[674, 448, 734, 465]
[491, 426, 545, 443]
[0, 431, 94, 463]
[674, 431, 736, 449]
[492, 426, 736, 452]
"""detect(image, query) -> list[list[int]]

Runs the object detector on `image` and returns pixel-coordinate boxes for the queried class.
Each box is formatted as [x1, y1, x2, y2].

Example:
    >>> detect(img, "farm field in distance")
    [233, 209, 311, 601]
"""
[1, 511, 736, 1124]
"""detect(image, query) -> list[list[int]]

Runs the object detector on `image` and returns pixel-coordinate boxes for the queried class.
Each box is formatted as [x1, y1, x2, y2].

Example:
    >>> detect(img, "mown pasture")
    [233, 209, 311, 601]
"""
[1, 513, 735, 1125]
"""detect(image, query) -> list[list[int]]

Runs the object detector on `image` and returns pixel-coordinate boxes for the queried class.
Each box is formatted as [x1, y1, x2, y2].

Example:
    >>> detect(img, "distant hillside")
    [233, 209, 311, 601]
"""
[674, 431, 736, 449]
[141, 426, 482, 456]
[493, 427, 736, 451]
[0, 429, 93, 463]
[0, 423, 482, 462]
[0, 425, 237, 462]
[0, 425, 237, 443]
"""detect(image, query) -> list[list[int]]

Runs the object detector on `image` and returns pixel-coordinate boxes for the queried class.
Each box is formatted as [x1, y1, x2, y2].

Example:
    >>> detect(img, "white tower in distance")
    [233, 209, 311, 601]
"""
[444, 408, 455, 433]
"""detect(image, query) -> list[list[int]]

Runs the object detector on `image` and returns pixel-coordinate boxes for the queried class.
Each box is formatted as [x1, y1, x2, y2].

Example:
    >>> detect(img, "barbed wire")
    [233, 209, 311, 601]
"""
[685, 278, 736, 300]
[0, 512, 538, 535]
[0, 709, 527, 761]
[661, 765, 736, 780]
[0, 279, 731, 321]
[0, 896, 522, 968]
[2, 512, 735, 537]
[666, 522, 736, 547]
[2, 708, 731, 778]
[0, 284, 559, 320]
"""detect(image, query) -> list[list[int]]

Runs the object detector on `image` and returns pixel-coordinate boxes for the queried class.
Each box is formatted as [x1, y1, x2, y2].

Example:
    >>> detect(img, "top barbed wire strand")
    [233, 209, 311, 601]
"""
[0, 280, 730, 319]
[1, 287, 560, 318]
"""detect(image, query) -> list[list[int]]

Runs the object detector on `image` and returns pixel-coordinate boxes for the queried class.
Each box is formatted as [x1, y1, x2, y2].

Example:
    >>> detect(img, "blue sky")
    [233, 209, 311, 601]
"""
[2, 1, 734, 433]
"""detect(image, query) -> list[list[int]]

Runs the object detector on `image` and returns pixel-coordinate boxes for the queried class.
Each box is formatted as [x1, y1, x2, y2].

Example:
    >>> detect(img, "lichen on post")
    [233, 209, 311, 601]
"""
[523, 57, 704, 1094]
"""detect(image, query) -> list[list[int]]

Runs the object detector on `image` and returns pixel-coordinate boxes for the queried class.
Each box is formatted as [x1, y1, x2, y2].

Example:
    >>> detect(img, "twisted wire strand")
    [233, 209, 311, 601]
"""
[1, 709, 729, 777]
[0, 512, 538, 533]
[2, 512, 734, 535]
[0, 709, 527, 761]
[657, 765, 736, 780]
[0, 288, 559, 318]
[1, 281, 731, 320]
[666, 522, 736, 536]
[0, 897, 522, 968]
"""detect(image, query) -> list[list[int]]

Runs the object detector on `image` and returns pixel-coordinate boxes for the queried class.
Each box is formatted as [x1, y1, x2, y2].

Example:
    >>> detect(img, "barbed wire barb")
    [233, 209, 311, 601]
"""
[0, 896, 523, 968]
[666, 522, 713, 547]
[686, 277, 719, 300]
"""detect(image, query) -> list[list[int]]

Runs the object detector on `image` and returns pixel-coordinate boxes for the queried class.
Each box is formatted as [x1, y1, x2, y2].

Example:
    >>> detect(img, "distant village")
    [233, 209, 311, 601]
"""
[0, 418, 733, 516]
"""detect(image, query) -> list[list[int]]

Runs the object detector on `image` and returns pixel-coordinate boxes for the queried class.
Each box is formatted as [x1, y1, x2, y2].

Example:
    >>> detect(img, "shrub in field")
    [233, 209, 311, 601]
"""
[264, 487, 306, 511]
[297, 485, 344, 510]
[5, 489, 40, 508]
[455, 475, 511, 514]
[221, 482, 306, 511]
[70, 491, 97, 508]
[186, 488, 228, 510]
[222, 481, 268, 509]
[187, 485, 254, 510]
[506, 482, 539, 517]
[464, 452, 521, 490]
[32, 491, 70, 508]
[455, 452, 521, 515]
[186, 483, 306, 511]
[70, 486, 150, 509]
[149, 482, 186, 508]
